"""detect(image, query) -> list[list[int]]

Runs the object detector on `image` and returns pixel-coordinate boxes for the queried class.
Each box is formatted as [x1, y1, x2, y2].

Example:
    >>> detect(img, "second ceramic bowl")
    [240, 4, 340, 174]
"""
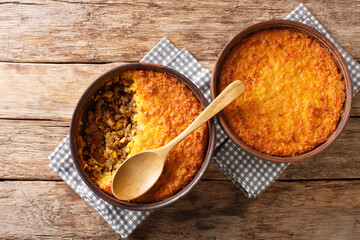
[211, 20, 352, 163]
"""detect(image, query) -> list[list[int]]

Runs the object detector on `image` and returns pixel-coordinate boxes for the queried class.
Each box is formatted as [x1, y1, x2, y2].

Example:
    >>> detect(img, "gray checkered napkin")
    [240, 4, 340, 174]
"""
[49, 3, 360, 237]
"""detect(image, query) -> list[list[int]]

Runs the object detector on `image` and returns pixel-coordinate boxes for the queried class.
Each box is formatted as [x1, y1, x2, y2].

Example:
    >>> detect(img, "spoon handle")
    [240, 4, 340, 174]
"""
[159, 80, 245, 155]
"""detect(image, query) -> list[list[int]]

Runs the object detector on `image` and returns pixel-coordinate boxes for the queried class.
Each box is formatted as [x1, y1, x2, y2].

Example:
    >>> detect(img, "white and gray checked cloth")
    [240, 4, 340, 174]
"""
[49, 3, 360, 238]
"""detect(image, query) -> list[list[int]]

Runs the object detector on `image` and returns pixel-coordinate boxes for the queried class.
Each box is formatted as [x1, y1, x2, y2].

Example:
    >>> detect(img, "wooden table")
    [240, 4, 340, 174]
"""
[1, 1, 359, 239]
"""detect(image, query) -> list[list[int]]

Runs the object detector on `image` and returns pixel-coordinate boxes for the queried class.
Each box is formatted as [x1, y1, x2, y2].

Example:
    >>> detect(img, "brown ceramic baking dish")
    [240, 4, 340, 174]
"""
[70, 62, 216, 211]
[211, 19, 352, 163]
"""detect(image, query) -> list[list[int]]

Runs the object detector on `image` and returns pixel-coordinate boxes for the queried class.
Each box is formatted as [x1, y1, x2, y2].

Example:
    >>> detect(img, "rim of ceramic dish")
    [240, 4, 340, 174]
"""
[211, 19, 353, 163]
[70, 62, 216, 211]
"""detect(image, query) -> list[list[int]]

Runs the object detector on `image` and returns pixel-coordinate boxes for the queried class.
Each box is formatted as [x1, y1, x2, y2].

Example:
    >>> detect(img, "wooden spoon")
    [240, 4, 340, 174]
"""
[111, 80, 245, 201]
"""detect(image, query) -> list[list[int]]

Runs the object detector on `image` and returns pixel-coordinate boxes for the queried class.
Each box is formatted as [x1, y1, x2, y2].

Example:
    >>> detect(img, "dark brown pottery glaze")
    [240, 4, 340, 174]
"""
[70, 62, 216, 211]
[211, 19, 352, 163]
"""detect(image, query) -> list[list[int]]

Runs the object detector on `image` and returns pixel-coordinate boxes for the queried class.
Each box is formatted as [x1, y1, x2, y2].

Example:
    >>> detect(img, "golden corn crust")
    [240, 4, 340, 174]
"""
[124, 70, 208, 202]
[78, 70, 208, 203]
[219, 29, 345, 156]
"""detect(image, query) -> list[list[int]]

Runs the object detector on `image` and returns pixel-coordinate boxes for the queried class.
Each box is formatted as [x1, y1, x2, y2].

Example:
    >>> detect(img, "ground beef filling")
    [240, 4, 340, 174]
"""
[81, 80, 136, 194]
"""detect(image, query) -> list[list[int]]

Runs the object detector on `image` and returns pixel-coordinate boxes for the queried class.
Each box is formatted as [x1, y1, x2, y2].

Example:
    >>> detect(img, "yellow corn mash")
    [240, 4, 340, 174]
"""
[219, 29, 345, 156]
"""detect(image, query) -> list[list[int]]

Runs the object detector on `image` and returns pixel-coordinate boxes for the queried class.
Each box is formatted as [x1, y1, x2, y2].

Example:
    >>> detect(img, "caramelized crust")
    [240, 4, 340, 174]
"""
[219, 29, 345, 156]
[124, 70, 208, 202]
[78, 70, 208, 202]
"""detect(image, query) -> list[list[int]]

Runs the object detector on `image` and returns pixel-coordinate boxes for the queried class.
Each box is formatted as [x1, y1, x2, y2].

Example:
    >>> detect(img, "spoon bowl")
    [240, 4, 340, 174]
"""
[112, 150, 166, 201]
[112, 80, 245, 201]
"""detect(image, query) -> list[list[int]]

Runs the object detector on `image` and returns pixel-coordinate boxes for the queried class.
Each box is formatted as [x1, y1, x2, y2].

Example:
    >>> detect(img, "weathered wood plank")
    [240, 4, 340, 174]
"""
[1, 180, 359, 239]
[0, 62, 122, 120]
[0, 0, 358, 62]
[0, 120, 66, 180]
[1, 118, 359, 181]
[1, 63, 360, 121]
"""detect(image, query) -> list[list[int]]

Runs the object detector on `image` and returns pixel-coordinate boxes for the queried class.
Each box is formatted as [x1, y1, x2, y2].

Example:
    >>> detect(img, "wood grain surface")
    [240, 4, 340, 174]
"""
[0, 0, 359, 63]
[0, 0, 359, 239]
[1, 180, 360, 239]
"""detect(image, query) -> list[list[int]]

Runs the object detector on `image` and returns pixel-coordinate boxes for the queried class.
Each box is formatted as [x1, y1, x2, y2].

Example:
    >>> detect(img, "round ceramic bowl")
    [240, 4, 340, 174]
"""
[211, 19, 352, 163]
[70, 62, 216, 211]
